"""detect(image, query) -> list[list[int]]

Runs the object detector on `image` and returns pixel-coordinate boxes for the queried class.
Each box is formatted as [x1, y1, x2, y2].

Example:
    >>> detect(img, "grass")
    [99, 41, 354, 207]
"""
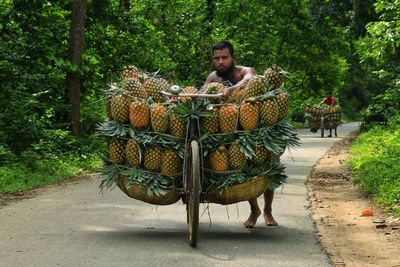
[347, 115, 400, 215]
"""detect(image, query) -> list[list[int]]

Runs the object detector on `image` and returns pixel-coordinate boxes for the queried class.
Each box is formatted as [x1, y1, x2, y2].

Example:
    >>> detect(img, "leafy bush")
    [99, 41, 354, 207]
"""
[348, 116, 400, 215]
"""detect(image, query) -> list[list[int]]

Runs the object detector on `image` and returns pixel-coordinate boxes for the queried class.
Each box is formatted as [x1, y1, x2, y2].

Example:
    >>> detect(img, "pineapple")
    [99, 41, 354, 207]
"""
[111, 94, 131, 123]
[144, 146, 162, 172]
[161, 148, 182, 177]
[108, 139, 126, 164]
[219, 104, 238, 133]
[125, 139, 141, 167]
[260, 99, 278, 126]
[252, 145, 269, 165]
[228, 141, 246, 170]
[121, 65, 141, 79]
[227, 84, 246, 103]
[275, 90, 289, 120]
[209, 145, 229, 172]
[129, 99, 150, 129]
[123, 78, 147, 99]
[150, 104, 169, 133]
[169, 108, 186, 139]
[264, 65, 285, 90]
[206, 82, 225, 94]
[239, 101, 259, 130]
[200, 106, 219, 134]
[179, 86, 198, 102]
[106, 91, 113, 119]
[143, 77, 163, 102]
[243, 75, 268, 99]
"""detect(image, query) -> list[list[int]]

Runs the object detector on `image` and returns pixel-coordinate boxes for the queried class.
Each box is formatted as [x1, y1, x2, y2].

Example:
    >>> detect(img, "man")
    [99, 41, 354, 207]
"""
[203, 41, 278, 228]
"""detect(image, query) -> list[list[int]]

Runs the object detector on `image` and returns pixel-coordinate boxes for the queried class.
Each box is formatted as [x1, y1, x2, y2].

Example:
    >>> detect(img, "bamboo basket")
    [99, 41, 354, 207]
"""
[118, 176, 181, 205]
[204, 175, 269, 205]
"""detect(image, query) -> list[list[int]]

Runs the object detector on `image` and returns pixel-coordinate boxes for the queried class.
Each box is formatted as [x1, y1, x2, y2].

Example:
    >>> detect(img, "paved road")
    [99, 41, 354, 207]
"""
[0, 122, 359, 267]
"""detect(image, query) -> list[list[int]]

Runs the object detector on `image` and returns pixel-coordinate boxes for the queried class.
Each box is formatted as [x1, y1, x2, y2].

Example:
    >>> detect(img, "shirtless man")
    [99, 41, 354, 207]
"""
[202, 41, 278, 228]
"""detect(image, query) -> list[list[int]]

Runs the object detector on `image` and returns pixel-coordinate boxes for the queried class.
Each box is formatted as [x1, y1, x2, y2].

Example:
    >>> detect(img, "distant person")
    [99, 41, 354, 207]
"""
[320, 92, 336, 108]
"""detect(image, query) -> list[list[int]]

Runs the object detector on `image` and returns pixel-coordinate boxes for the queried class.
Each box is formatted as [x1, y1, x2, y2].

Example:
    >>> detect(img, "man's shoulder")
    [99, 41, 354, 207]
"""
[236, 65, 256, 74]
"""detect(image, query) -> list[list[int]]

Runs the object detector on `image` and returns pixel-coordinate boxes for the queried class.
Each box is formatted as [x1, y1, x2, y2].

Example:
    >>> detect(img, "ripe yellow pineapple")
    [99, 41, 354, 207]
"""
[108, 139, 127, 164]
[219, 104, 238, 133]
[264, 65, 286, 89]
[123, 78, 147, 99]
[209, 145, 229, 172]
[260, 99, 279, 126]
[144, 146, 162, 172]
[275, 90, 290, 120]
[111, 94, 131, 123]
[129, 99, 150, 129]
[243, 75, 268, 99]
[239, 101, 259, 130]
[121, 65, 141, 79]
[227, 84, 246, 103]
[200, 106, 219, 134]
[125, 139, 141, 167]
[150, 103, 169, 133]
[228, 141, 246, 169]
[161, 148, 182, 177]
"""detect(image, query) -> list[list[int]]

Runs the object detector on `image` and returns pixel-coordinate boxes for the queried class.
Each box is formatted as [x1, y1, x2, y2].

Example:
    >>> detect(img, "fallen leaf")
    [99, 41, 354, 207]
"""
[361, 210, 374, 216]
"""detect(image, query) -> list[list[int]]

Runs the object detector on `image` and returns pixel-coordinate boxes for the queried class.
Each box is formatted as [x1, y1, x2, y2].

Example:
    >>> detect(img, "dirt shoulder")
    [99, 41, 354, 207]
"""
[308, 132, 400, 267]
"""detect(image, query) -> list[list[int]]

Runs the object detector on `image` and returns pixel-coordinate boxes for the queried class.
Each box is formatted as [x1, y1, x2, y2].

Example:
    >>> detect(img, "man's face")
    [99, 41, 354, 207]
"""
[212, 48, 235, 77]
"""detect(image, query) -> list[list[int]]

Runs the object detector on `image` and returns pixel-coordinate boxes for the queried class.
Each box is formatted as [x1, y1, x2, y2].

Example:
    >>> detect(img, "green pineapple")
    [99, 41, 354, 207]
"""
[161, 148, 182, 177]
[123, 78, 147, 99]
[108, 139, 126, 164]
[111, 94, 131, 123]
[252, 145, 269, 165]
[275, 90, 290, 120]
[150, 103, 169, 133]
[260, 99, 278, 126]
[228, 141, 246, 170]
[243, 75, 268, 99]
[125, 139, 141, 167]
[144, 146, 162, 172]
[264, 65, 286, 89]
[200, 106, 219, 134]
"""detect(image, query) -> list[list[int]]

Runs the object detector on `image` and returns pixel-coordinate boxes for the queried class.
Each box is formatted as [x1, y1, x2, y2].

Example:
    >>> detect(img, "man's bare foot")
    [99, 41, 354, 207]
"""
[264, 212, 278, 226]
[243, 210, 261, 228]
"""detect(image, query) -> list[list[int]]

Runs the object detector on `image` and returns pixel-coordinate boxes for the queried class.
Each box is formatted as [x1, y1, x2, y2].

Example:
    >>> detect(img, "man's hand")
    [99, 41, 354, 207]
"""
[218, 87, 233, 100]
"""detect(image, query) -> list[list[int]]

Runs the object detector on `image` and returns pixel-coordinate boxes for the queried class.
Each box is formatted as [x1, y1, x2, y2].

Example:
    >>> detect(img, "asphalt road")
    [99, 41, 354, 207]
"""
[0, 122, 359, 267]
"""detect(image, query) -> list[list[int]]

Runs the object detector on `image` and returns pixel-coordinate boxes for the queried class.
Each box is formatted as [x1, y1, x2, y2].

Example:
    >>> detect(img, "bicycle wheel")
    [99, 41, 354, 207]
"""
[187, 140, 200, 247]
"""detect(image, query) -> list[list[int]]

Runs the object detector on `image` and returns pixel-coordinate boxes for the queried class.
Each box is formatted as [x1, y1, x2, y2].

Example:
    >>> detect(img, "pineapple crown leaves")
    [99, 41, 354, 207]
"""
[172, 100, 214, 120]
[245, 91, 276, 103]
[96, 119, 129, 138]
[99, 164, 122, 192]
[245, 160, 287, 187]
[237, 134, 256, 159]
[120, 166, 176, 196]
[128, 128, 185, 158]
[203, 169, 248, 190]
[274, 120, 301, 148]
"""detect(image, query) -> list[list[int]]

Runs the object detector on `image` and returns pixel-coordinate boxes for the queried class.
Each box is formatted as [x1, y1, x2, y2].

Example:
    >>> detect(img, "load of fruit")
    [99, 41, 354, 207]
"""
[97, 65, 300, 205]
[305, 105, 342, 131]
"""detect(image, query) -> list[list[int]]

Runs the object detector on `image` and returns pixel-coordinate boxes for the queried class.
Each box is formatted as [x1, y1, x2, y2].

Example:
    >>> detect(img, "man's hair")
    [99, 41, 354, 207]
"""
[212, 41, 234, 56]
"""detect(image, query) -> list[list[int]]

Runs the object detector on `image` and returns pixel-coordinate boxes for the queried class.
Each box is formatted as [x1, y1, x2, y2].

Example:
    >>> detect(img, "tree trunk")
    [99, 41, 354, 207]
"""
[66, 0, 87, 136]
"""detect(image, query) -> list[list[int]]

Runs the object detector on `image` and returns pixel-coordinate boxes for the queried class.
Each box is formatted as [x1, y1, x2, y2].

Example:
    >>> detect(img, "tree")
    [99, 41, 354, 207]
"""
[66, 0, 88, 136]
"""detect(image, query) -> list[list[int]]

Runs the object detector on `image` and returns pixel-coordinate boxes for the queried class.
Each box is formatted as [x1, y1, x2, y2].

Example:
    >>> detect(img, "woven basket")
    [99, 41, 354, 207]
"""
[118, 176, 181, 205]
[309, 122, 321, 129]
[204, 175, 269, 205]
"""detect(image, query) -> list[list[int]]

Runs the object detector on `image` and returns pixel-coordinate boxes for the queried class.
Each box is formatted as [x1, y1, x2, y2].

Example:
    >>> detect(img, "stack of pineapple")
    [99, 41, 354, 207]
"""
[305, 104, 342, 131]
[99, 64, 299, 201]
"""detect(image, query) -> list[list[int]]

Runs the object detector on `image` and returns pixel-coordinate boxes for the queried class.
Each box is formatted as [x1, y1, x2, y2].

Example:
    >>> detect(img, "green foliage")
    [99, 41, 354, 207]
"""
[348, 116, 400, 215]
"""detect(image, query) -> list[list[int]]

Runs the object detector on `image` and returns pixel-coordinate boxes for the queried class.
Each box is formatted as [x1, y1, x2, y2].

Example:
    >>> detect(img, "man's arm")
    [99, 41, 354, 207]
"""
[219, 67, 256, 99]
[199, 72, 219, 93]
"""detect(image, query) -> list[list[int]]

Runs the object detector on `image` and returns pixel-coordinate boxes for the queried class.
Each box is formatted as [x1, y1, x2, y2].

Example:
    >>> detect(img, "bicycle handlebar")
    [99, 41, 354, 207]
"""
[161, 90, 224, 99]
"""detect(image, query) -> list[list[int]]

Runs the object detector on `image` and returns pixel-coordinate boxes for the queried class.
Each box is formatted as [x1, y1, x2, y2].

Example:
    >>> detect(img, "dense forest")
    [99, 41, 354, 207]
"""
[0, 0, 399, 203]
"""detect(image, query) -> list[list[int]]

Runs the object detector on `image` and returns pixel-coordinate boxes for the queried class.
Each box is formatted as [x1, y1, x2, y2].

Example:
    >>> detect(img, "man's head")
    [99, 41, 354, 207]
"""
[211, 41, 235, 77]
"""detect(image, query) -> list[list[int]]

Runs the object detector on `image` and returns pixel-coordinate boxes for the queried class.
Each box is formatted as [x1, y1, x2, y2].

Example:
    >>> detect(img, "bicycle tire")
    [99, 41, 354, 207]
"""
[187, 140, 200, 247]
